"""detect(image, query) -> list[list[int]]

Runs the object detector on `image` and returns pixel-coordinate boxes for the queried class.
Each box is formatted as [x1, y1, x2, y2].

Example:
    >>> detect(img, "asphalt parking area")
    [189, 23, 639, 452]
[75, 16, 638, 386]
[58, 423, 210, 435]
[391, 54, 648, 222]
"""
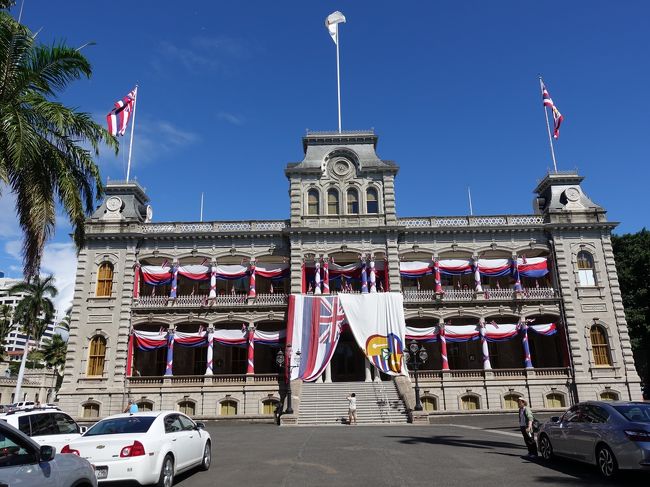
[174, 419, 648, 486]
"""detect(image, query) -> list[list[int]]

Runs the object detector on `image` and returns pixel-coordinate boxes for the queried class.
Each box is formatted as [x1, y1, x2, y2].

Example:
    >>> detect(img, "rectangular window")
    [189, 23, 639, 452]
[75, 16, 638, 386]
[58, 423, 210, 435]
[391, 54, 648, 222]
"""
[578, 269, 595, 286]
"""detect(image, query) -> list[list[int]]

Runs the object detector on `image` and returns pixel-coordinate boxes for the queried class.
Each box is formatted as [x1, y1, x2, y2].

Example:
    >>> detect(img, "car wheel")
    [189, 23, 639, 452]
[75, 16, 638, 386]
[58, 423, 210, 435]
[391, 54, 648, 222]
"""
[538, 434, 554, 461]
[156, 454, 174, 487]
[200, 441, 211, 471]
[597, 445, 618, 479]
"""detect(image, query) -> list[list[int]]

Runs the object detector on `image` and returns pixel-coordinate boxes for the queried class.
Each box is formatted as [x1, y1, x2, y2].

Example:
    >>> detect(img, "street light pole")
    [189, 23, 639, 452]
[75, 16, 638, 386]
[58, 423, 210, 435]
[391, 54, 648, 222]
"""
[405, 341, 428, 412]
[276, 346, 301, 415]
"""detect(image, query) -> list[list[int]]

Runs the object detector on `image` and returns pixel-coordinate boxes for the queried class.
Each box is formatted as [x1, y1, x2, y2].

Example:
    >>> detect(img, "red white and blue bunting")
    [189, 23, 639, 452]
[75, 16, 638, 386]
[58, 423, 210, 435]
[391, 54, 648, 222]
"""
[404, 322, 557, 343]
[133, 328, 286, 351]
[399, 257, 549, 280]
[139, 263, 289, 286]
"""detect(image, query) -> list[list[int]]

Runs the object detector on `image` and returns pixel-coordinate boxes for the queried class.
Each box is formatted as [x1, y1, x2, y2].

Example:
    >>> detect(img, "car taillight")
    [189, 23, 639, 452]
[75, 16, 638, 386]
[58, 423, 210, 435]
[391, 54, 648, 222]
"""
[61, 444, 80, 455]
[120, 440, 145, 458]
[624, 430, 650, 442]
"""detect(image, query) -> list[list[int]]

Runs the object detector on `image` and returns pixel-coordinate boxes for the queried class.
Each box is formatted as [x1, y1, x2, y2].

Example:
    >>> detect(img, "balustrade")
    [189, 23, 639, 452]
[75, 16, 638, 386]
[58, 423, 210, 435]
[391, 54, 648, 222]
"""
[133, 293, 287, 308]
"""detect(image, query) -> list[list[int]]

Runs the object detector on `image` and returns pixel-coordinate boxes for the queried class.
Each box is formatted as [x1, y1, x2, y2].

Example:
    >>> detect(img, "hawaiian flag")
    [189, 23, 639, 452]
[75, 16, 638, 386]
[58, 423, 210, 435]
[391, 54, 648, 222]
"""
[287, 295, 345, 381]
[106, 87, 137, 136]
[541, 81, 563, 139]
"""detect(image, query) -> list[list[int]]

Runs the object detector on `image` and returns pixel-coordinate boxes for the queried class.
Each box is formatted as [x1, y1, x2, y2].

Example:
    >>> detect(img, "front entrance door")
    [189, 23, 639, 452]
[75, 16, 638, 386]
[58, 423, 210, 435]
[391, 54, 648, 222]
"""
[331, 331, 366, 382]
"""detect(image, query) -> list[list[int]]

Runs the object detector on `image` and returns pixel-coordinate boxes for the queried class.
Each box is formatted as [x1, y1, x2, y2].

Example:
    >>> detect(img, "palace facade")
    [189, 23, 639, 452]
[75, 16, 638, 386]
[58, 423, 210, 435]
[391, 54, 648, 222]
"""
[57, 131, 642, 422]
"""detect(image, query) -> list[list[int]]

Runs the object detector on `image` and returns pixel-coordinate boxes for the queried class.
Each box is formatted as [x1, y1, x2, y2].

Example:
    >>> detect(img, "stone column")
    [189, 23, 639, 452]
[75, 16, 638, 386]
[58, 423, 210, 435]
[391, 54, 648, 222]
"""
[246, 324, 256, 375]
[322, 256, 330, 294]
[248, 259, 256, 299]
[205, 327, 214, 375]
[133, 263, 141, 299]
[369, 256, 377, 293]
[314, 260, 321, 294]
[439, 320, 450, 370]
[520, 318, 534, 369]
[325, 361, 332, 383]
[170, 261, 179, 299]
[365, 359, 372, 382]
[125, 331, 134, 376]
[479, 318, 492, 370]
[164, 330, 175, 376]
[208, 262, 217, 299]
[361, 257, 368, 293]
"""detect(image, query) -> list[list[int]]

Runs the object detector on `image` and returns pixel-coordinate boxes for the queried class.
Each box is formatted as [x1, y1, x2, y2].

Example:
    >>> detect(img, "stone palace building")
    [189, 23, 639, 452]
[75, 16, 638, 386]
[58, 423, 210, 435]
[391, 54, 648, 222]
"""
[57, 130, 642, 422]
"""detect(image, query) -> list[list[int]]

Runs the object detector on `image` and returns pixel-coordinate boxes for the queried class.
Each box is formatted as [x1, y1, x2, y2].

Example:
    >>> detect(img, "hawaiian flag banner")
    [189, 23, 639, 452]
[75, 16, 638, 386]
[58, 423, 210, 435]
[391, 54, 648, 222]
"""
[541, 81, 564, 139]
[256, 263, 289, 280]
[141, 265, 172, 286]
[517, 257, 549, 278]
[287, 295, 345, 381]
[106, 87, 136, 136]
[133, 330, 168, 350]
[478, 259, 511, 277]
[178, 265, 211, 281]
[529, 323, 557, 336]
[438, 259, 473, 276]
[338, 292, 407, 376]
[406, 325, 439, 342]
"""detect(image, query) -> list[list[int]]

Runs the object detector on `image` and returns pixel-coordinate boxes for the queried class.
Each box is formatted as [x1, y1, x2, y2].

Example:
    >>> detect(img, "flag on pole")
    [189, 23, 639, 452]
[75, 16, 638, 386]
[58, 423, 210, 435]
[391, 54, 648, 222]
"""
[106, 87, 137, 136]
[325, 11, 346, 45]
[541, 82, 563, 139]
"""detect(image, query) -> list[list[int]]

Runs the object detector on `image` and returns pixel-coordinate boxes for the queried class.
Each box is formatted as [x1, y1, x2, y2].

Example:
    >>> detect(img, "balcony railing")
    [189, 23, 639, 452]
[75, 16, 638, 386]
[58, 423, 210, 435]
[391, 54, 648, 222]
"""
[133, 293, 288, 309]
[138, 220, 288, 234]
[398, 214, 545, 228]
[402, 287, 557, 303]
[127, 373, 281, 387]
[409, 367, 570, 381]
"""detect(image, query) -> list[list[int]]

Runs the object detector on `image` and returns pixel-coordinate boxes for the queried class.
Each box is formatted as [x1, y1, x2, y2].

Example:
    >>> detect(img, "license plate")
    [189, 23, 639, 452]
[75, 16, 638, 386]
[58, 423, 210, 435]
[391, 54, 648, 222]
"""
[95, 466, 108, 480]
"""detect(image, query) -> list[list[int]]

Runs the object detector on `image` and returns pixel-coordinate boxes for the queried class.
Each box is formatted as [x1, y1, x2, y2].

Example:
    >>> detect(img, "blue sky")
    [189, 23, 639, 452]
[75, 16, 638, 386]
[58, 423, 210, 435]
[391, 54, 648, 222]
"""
[1, 1, 649, 314]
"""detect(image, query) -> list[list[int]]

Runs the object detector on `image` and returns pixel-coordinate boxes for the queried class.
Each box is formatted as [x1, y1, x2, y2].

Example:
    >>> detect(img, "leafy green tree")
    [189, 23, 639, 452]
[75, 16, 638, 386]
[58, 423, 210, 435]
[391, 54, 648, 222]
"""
[8, 275, 57, 399]
[55, 306, 71, 332]
[0, 304, 13, 358]
[0, 11, 117, 278]
[612, 228, 650, 392]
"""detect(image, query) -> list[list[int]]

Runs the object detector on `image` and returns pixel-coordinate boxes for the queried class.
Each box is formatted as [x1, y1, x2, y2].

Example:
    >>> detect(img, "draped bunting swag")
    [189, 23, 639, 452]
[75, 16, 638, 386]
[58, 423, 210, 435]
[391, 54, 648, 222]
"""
[248, 262, 256, 299]
[398, 257, 549, 281]
[361, 259, 368, 293]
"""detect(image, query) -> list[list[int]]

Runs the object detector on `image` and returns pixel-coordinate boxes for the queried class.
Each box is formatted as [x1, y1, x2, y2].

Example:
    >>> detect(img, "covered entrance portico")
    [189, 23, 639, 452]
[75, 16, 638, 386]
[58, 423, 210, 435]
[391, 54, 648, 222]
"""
[315, 329, 383, 383]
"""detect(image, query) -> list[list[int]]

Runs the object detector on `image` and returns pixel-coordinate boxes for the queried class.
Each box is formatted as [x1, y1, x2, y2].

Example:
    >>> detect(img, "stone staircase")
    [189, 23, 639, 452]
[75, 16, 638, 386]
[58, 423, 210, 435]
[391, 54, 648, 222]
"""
[297, 381, 409, 425]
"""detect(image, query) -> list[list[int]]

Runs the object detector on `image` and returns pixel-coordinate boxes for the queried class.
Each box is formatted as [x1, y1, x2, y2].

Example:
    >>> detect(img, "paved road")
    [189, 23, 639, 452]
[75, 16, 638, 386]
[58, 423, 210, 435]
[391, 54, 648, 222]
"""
[175, 417, 647, 486]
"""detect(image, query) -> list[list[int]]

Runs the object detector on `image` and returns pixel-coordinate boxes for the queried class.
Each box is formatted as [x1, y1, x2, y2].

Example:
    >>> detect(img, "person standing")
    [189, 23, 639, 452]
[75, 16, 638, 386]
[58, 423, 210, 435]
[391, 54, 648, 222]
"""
[517, 398, 537, 457]
[124, 399, 139, 414]
[347, 393, 357, 425]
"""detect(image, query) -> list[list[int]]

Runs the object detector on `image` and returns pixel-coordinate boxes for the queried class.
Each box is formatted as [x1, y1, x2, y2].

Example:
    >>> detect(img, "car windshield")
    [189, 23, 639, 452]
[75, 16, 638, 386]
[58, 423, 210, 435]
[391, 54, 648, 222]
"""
[85, 416, 155, 436]
[613, 404, 650, 423]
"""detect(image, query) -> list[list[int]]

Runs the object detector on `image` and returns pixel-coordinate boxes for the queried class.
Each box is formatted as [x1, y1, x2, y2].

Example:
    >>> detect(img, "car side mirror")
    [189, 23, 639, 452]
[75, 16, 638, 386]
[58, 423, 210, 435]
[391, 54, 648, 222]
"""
[550, 416, 560, 423]
[79, 426, 88, 434]
[195, 422, 205, 430]
[39, 445, 56, 462]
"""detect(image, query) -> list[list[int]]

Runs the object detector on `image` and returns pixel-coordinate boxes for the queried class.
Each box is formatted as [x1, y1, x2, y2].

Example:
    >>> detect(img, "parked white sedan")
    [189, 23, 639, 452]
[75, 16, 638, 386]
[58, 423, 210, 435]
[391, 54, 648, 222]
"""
[61, 411, 211, 486]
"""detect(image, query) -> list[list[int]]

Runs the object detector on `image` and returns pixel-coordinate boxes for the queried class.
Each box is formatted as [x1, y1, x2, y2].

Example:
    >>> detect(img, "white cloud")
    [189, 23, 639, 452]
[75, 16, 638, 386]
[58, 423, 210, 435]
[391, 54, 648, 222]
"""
[155, 36, 250, 74]
[40, 242, 77, 321]
[217, 111, 245, 126]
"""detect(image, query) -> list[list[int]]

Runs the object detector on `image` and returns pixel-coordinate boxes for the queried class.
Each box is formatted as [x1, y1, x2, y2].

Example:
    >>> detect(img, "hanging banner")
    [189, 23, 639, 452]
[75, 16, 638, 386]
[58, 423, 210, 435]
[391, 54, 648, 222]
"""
[286, 295, 345, 381]
[338, 292, 406, 376]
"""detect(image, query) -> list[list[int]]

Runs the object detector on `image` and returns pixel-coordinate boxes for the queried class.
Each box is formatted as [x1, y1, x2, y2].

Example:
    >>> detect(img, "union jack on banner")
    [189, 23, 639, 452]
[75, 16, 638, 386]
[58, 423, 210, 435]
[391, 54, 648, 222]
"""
[106, 87, 137, 136]
[541, 81, 563, 139]
[286, 295, 345, 382]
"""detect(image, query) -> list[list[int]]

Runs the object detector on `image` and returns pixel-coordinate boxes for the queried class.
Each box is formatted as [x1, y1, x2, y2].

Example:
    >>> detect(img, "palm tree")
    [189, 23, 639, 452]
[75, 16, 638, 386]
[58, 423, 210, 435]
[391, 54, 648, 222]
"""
[41, 334, 67, 374]
[0, 11, 117, 278]
[8, 275, 57, 401]
[0, 304, 13, 359]
[55, 306, 71, 332]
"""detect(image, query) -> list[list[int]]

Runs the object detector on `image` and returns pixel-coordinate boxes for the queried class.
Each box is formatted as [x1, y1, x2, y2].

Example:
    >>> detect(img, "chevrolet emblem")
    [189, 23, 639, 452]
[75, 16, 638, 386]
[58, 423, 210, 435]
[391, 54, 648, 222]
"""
[96, 445, 105, 449]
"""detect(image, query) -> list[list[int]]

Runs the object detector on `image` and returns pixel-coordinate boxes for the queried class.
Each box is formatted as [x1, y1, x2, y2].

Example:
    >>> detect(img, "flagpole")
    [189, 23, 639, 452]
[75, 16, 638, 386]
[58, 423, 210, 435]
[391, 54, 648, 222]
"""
[539, 77, 558, 173]
[467, 186, 474, 215]
[336, 25, 342, 133]
[126, 85, 138, 182]
[200, 192, 204, 222]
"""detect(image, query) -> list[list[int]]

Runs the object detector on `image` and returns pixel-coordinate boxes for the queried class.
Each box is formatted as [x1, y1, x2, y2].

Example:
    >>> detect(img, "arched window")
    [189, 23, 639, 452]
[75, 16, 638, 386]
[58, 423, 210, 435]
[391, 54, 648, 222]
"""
[307, 189, 320, 215]
[590, 325, 612, 366]
[178, 400, 195, 416]
[600, 391, 619, 401]
[96, 262, 114, 297]
[422, 396, 437, 412]
[87, 336, 107, 377]
[220, 400, 237, 416]
[546, 393, 566, 408]
[461, 395, 480, 410]
[262, 398, 279, 415]
[347, 189, 359, 214]
[82, 403, 100, 419]
[366, 188, 379, 214]
[503, 394, 522, 410]
[577, 251, 596, 286]
[327, 189, 339, 215]
[137, 401, 154, 412]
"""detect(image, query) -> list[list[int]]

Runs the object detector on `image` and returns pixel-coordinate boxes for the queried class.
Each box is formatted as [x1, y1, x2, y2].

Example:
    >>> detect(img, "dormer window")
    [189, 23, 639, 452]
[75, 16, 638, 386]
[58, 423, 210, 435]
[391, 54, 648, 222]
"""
[366, 188, 379, 214]
[327, 189, 339, 215]
[307, 189, 320, 215]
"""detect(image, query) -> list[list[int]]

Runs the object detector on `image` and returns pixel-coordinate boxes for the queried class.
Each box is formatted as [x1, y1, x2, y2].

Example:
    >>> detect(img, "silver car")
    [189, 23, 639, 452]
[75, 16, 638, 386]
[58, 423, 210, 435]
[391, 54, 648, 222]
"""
[537, 401, 650, 478]
[0, 420, 97, 487]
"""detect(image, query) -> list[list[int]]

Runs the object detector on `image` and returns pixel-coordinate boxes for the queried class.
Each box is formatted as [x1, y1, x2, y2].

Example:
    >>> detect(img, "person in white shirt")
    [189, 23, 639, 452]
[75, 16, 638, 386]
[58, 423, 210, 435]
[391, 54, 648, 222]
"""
[347, 393, 357, 425]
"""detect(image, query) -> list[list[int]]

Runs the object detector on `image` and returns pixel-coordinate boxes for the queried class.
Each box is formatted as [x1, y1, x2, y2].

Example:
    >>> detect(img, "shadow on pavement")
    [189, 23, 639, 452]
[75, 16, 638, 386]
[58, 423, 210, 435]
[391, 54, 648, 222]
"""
[385, 434, 521, 450]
